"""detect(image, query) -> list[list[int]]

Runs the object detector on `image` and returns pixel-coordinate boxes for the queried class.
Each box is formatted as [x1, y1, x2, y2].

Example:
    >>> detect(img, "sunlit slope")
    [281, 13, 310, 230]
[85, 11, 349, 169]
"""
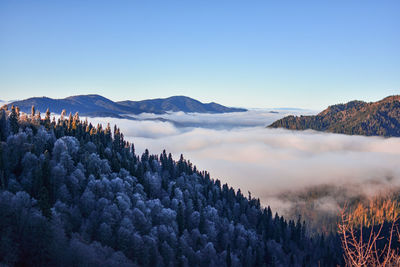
[269, 96, 400, 137]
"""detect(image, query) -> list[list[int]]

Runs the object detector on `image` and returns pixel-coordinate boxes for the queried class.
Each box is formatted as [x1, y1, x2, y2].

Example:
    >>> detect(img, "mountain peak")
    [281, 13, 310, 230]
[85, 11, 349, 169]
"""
[66, 93, 104, 98]
[379, 95, 400, 104]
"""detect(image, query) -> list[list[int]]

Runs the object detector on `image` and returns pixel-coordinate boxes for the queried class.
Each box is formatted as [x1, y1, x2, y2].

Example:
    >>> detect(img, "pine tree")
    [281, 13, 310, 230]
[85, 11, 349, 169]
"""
[9, 105, 19, 134]
[177, 202, 185, 235]
[31, 105, 35, 118]
[72, 112, 79, 131]
[67, 112, 73, 131]
[226, 244, 232, 267]
[0, 109, 7, 141]
[38, 186, 51, 218]
[44, 108, 51, 129]
[60, 109, 66, 120]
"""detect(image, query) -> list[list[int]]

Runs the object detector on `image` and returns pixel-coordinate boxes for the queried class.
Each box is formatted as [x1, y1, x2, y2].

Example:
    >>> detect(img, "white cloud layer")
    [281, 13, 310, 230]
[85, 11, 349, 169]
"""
[84, 110, 400, 215]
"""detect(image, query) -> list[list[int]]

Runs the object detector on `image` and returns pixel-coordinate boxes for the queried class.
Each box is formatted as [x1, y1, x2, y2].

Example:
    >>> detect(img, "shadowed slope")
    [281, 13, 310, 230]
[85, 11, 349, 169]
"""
[9, 95, 247, 116]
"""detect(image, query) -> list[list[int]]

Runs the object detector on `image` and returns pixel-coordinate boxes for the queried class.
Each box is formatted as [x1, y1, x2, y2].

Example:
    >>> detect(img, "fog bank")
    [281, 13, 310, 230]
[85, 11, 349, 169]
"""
[85, 110, 400, 216]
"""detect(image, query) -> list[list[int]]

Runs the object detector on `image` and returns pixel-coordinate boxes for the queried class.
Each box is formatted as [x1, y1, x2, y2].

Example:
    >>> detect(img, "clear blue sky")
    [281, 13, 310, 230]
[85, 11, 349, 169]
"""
[1, 0, 399, 109]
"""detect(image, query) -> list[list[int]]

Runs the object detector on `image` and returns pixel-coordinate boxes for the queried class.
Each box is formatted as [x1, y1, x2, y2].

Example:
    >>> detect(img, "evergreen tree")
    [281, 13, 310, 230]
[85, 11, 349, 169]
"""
[44, 108, 51, 129]
[38, 186, 51, 218]
[60, 109, 66, 120]
[9, 105, 18, 134]
[226, 244, 232, 267]
[177, 202, 185, 236]
[31, 105, 35, 118]
[0, 109, 8, 141]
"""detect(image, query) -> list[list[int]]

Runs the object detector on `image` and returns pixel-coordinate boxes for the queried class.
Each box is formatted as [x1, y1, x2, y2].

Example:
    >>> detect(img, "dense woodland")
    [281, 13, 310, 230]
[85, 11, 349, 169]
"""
[269, 95, 400, 137]
[0, 105, 345, 266]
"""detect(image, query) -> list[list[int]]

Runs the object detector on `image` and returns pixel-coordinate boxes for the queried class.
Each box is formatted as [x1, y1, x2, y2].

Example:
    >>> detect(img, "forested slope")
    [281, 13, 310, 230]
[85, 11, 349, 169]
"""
[0, 105, 342, 266]
[268, 96, 400, 137]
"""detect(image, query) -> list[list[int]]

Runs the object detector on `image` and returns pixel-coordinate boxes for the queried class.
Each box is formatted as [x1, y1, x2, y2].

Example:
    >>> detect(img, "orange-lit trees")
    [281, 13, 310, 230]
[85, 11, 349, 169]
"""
[338, 199, 400, 266]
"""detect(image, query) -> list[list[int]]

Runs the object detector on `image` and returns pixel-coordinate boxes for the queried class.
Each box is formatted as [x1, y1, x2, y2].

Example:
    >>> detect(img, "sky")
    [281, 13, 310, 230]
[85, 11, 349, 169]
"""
[1, 0, 399, 109]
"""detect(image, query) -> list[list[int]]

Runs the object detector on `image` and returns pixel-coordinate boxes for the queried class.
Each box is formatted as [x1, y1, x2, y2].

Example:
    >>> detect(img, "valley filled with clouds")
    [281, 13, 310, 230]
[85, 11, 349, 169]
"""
[87, 110, 400, 220]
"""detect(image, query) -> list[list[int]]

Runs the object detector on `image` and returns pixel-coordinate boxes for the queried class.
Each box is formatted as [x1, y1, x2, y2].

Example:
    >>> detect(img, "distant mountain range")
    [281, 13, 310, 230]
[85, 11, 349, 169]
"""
[268, 95, 400, 137]
[7, 95, 246, 117]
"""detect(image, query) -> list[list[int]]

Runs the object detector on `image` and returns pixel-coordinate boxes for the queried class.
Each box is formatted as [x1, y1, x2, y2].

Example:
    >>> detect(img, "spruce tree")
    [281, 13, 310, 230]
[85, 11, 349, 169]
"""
[9, 105, 18, 134]
[31, 105, 35, 118]
[177, 202, 185, 235]
[226, 244, 232, 267]
[44, 108, 51, 129]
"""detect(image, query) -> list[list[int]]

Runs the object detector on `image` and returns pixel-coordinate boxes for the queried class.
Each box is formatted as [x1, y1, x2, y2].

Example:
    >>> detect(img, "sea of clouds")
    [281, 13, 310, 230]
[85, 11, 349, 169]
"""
[85, 110, 400, 219]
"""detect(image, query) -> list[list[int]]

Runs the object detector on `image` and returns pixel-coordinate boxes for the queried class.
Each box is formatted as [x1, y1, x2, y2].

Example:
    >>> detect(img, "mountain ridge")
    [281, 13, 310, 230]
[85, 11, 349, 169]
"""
[7, 94, 247, 116]
[268, 95, 400, 137]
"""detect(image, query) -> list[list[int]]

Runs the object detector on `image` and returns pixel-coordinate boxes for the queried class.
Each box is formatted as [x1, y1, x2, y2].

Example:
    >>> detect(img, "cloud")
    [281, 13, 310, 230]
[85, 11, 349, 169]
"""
[87, 117, 182, 139]
[124, 108, 315, 129]
[83, 110, 400, 220]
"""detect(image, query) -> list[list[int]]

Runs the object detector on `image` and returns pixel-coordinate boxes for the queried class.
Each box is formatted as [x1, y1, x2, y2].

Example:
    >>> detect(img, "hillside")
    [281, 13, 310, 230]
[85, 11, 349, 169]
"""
[8, 95, 246, 117]
[0, 105, 342, 266]
[118, 96, 246, 114]
[268, 96, 400, 137]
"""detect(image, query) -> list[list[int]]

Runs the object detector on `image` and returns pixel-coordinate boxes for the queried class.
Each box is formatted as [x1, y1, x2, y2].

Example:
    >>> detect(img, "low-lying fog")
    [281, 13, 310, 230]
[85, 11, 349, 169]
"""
[86, 109, 400, 221]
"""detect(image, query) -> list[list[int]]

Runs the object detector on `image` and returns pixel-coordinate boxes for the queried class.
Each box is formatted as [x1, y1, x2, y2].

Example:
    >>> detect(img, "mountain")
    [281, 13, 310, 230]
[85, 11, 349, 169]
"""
[0, 106, 342, 266]
[8, 95, 246, 116]
[268, 95, 400, 137]
[8, 95, 131, 117]
[118, 96, 246, 114]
